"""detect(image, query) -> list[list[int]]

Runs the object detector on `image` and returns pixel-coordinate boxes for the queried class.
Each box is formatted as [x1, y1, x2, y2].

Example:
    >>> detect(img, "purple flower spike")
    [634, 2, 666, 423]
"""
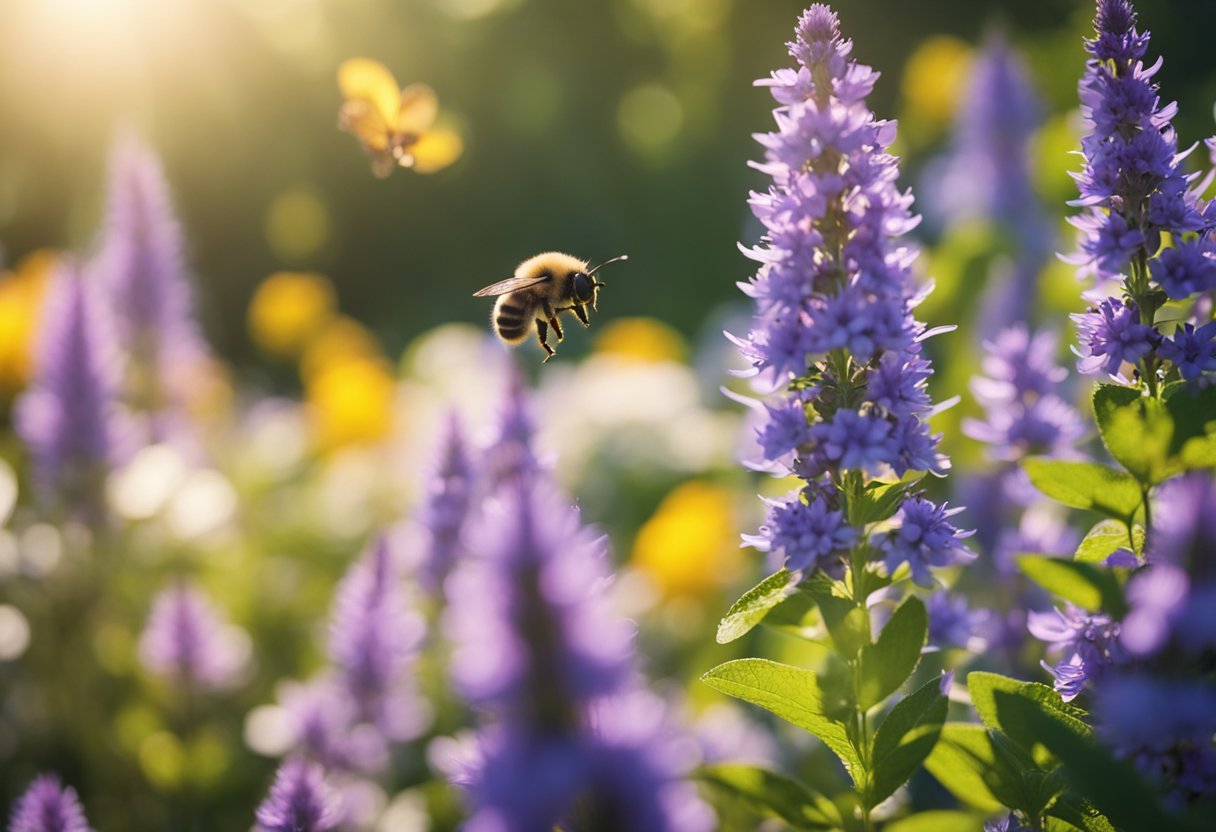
[746, 488, 856, 573]
[329, 534, 427, 740]
[1071, 298, 1157, 378]
[15, 263, 123, 521]
[9, 775, 93, 832]
[254, 758, 341, 832]
[417, 413, 475, 592]
[138, 581, 249, 690]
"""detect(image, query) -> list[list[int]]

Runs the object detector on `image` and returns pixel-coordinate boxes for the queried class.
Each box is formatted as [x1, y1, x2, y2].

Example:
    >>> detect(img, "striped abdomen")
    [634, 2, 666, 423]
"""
[492, 293, 537, 344]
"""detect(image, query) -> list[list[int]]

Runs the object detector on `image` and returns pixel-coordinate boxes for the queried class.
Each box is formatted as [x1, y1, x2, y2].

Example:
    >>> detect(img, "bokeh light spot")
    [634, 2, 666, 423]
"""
[0, 605, 31, 661]
[617, 83, 684, 159]
[594, 316, 688, 364]
[248, 271, 337, 359]
[264, 186, 331, 263]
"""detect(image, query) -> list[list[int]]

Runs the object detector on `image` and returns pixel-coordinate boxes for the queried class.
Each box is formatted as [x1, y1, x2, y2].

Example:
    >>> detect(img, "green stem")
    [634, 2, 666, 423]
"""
[847, 544, 874, 831]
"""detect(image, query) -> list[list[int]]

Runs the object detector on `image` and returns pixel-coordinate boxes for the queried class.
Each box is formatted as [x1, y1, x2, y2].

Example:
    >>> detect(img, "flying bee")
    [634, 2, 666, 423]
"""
[473, 252, 628, 362]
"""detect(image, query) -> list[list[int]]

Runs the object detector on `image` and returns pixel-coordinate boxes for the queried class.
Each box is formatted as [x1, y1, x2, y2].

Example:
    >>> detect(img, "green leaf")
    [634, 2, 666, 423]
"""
[1074, 519, 1144, 563]
[717, 569, 799, 644]
[1016, 556, 1126, 616]
[1047, 790, 1119, 832]
[805, 577, 870, 658]
[868, 674, 948, 807]
[923, 724, 1014, 813]
[1163, 383, 1216, 470]
[967, 672, 1090, 766]
[883, 810, 986, 832]
[858, 596, 927, 710]
[852, 477, 923, 526]
[1093, 385, 1174, 484]
[993, 692, 1198, 832]
[696, 763, 842, 830]
[1022, 459, 1143, 520]
[701, 659, 863, 785]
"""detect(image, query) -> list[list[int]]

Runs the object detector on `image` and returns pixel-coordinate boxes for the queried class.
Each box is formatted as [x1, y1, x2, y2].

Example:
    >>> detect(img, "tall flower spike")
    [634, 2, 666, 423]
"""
[15, 262, 122, 522]
[444, 471, 711, 830]
[328, 533, 427, 740]
[254, 758, 341, 832]
[736, 3, 970, 583]
[416, 413, 474, 593]
[138, 581, 250, 690]
[95, 134, 209, 437]
[1068, 0, 1216, 388]
[8, 775, 93, 832]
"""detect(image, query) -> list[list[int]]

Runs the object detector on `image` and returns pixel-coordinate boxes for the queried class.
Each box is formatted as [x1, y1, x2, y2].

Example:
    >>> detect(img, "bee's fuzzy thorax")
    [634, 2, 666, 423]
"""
[514, 252, 589, 281]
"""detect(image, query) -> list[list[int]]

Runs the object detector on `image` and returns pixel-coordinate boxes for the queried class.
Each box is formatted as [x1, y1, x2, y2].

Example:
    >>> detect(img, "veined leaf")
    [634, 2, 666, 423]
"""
[701, 659, 863, 786]
[967, 672, 1090, 768]
[717, 569, 799, 644]
[696, 763, 842, 830]
[858, 596, 927, 711]
[868, 674, 948, 807]
[923, 723, 1012, 813]
[1022, 459, 1142, 520]
[1074, 519, 1143, 563]
[1016, 556, 1126, 616]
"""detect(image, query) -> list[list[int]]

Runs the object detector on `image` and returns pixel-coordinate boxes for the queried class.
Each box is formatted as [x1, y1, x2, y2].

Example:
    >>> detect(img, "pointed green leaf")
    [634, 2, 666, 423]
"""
[717, 569, 799, 644]
[853, 477, 923, 526]
[994, 692, 1199, 832]
[1093, 385, 1174, 484]
[858, 596, 927, 710]
[1074, 519, 1143, 563]
[868, 674, 948, 807]
[1163, 383, 1216, 470]
[883, 811, 986, 832]
[1047, 790, 1119, 832]
[695, 763, 843, 830]
[1022, 459, 1143, 520]
[701, 659, 863, 785]
[805, 576, 869, 658]
[923, 723, 1014, 813]
[967, 672, 1090, 767]
[1016, 556, 1126, 616]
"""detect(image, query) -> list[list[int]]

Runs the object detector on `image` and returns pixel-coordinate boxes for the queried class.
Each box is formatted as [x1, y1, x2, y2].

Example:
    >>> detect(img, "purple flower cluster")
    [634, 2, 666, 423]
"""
[8, 775, 93, 832]
[1085, 475, 1216, 803]
[1028, 604, 1124, 701]
[328, 534, 427, 741]
[138, 580, 249, 690]
[965, 326, 1084, 462]
[15, 263, 123, 522]
[442, 387, 711, 830]
[254, 758, 341, 832]
[736, 4, 970, 585]
[1067, 0, 1216, 385]
[415, 413, 474, 593]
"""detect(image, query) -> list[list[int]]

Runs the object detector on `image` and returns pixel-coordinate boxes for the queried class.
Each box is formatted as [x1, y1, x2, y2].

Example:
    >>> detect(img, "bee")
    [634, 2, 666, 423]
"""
[473, 252, 628, 362]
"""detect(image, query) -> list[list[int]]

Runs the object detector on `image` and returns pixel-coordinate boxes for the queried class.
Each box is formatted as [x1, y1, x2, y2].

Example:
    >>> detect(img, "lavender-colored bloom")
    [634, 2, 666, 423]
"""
[1028, 604, 1123, 701]
[1149, 473, 1216, 579]
[138, 580, 249, 690]
[8, 775, 93, 832]
[480, 370, 542, 493]
[926, 591, 990, 652]
[1121, 562, 1189, 657]
[881, 498, 975, 589]
[1071, 298, 1157, 378]
[1095, 676, 1216, 806]
[329, 534, 427, 740]
[255, 758, 341, 832]
[446, 478, 634, 727]
[1149, 239, 1216, 300]
[1158, 321, 1216, 381]
[276, 678, 389, 775]
[984, 813, 1033, 832]
[15, 263, 122, 520]
[96, 134, 205, 380]
[732, 5, 963, 584]
[416, 413, 475, 592]
[744, 489, 856, 573]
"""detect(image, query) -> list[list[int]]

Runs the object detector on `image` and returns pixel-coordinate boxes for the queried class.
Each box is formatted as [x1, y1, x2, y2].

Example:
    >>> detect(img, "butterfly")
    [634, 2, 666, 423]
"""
[337, 58, 463, 178]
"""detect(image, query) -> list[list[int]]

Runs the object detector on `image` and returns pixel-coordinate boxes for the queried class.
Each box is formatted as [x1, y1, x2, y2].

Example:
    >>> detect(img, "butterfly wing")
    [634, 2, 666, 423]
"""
[338, 59, 401, 126]
[472, 274, 551, 297]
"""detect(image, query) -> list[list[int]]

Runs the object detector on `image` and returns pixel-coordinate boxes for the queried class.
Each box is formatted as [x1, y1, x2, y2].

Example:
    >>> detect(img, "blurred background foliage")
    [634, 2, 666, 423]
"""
[1, 0, 1213, 373]
[0, 0, 1215, 829]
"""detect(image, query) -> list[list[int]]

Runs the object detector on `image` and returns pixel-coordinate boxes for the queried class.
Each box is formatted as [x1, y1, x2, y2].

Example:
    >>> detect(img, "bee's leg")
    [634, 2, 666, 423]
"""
[571, 303, 591, 328]
[535, 318, 556, 362]
[541, 301, 564, 341]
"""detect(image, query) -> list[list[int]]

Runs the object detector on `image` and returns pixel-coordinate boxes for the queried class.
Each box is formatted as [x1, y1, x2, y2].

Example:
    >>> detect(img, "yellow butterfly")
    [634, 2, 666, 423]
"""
[337, 58, 463, 178]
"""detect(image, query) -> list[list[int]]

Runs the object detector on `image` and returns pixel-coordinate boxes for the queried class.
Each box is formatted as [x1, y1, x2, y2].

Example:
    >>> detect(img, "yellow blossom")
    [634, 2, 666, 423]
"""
[632, 480, 742, 598]
[248, 271, 337, 359]
[0, 250, 55, 400]
[306, 356, 397, 451]
[594, 316, 688, 364]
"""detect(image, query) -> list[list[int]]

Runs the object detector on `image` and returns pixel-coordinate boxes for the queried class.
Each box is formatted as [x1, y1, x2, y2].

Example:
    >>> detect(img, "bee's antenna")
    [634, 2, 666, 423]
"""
[588, 254, 629, 276]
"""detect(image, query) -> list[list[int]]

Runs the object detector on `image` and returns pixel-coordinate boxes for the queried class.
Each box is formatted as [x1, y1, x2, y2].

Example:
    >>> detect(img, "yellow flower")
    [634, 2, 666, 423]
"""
[248, 271, 337, 359]
[0, 250, 55, 400]
[594, 316, 688, 364]
[306, 355, 397, 451]
[900, 36, 972, 144]
[298, 315, 382, 383]
[632, 481, 742, 598]
[338, 58, 464, 177]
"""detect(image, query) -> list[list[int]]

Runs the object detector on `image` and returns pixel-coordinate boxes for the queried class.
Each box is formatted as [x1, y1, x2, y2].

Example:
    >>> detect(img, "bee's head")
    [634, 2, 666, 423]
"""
[571, 271, 596, 305]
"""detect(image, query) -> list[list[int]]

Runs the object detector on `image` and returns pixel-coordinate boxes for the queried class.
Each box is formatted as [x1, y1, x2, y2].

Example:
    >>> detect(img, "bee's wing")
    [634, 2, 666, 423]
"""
[472, 275, 550, 297]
